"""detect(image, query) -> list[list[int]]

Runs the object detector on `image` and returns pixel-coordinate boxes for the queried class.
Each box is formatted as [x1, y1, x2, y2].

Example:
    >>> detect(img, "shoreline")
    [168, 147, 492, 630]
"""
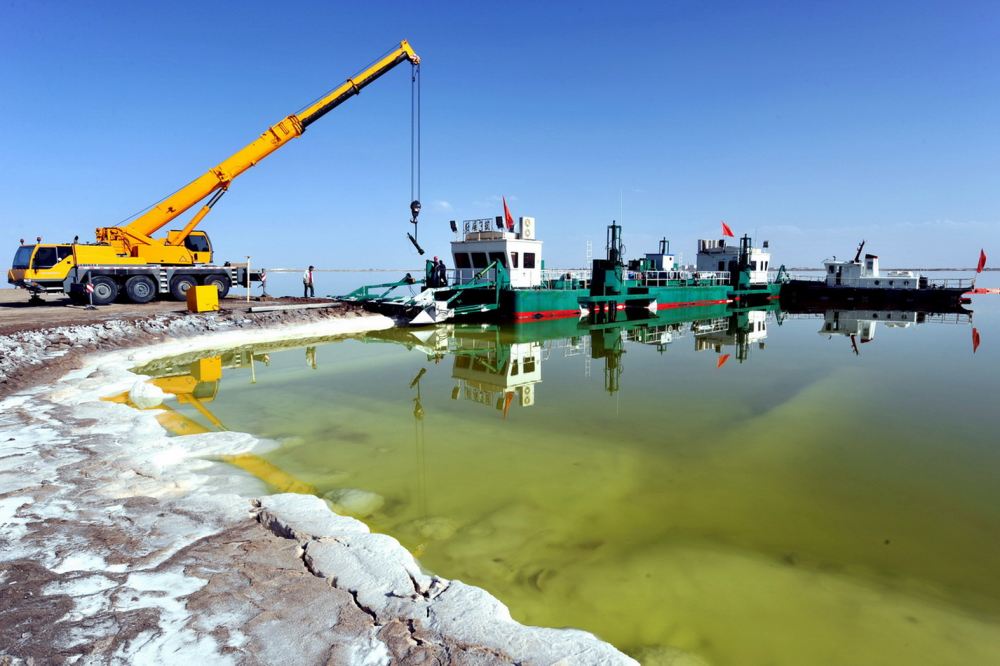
[0, 303, 634, 664]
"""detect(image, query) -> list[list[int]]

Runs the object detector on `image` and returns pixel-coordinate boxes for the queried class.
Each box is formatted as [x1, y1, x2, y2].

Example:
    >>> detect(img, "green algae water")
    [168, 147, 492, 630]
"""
[133, 296, 1000, 665]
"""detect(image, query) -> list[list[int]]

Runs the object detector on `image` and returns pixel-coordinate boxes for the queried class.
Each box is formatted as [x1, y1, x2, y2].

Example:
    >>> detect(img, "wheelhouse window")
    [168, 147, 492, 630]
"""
[471, 252, 488, 268]
[511, 252, 519, 268]
[31, 246, 59, 269]
[455, 253, 472, 269]
[718, 261, 725, 272]
[184, 234, 211, 253]
[12, 246, 33, 269]
[489, 252, 508, 267]
[524, 252, 536, 269]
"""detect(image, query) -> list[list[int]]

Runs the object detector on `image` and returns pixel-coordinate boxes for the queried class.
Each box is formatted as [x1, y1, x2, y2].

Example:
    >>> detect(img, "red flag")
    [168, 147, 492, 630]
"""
[503, 196, 515, 232]
[716, 353, 730, 368]
[977, 249, 987, 273]
[502, 391, 515, 418]
[972, 327, 981, 353]
[721, 221, 735, 238]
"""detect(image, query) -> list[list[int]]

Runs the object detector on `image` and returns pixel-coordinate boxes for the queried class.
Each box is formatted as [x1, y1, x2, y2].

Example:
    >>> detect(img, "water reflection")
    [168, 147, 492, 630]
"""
[363, 303, 786, 405]
[114, 300, 997, 665]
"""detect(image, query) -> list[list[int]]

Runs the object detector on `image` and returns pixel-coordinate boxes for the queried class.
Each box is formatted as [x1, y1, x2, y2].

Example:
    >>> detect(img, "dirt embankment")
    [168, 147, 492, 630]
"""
[0, 290, 355, 398]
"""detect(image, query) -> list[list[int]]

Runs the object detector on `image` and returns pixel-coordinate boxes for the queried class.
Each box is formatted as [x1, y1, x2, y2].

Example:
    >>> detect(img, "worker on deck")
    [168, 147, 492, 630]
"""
[436, 256, 448, 287]
[303, 265, 315, 297]
[427, 257, 439, 288]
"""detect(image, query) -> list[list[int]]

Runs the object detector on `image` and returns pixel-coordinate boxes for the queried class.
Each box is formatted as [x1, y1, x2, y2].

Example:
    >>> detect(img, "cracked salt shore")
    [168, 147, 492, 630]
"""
[0, 309, 635, 665]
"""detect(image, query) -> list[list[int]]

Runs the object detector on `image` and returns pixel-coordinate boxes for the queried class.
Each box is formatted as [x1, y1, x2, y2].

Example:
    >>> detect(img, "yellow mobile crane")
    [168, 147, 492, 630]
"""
[8, 41, 420, 304]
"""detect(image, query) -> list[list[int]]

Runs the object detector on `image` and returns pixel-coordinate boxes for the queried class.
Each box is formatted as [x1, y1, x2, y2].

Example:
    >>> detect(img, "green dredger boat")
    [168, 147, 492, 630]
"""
[342, 218, 783, 325]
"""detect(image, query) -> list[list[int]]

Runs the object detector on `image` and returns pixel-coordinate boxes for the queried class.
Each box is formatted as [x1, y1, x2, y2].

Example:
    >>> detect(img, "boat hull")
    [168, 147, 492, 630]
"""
[781, 280, 968, 308]
[502, 283, 733, 323]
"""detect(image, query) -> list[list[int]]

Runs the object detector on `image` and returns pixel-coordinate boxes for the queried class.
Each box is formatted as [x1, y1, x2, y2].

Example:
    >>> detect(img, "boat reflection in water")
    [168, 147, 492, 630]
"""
[780, 303, 973, 355]
[367, 301, 782, 409]
[109, 298, 997, 665]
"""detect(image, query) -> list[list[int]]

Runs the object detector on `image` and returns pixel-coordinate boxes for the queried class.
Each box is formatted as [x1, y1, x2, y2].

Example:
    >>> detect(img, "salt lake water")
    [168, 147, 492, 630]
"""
[131, 278, 1000, 665]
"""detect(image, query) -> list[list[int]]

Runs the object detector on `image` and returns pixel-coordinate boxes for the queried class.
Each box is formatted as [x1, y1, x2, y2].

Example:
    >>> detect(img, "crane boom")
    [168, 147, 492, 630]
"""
[99, 40, 420, 245]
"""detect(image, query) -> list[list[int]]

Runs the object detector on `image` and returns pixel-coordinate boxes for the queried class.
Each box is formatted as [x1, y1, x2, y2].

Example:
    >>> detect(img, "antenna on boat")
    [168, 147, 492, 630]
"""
[853, 240, 866, 263]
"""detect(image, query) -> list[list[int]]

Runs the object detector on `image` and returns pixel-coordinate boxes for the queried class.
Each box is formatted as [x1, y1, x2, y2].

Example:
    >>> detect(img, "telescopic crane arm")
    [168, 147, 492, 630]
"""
[98, 40, 420, 249]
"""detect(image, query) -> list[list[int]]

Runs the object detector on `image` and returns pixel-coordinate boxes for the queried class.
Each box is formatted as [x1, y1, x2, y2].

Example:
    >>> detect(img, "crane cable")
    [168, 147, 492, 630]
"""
[412, 62, 421, 205]
[407, 63, 424, 254]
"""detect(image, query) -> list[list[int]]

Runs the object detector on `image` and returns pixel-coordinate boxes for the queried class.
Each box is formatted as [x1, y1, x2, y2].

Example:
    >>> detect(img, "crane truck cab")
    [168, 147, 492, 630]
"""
[8, 243, 76, 294]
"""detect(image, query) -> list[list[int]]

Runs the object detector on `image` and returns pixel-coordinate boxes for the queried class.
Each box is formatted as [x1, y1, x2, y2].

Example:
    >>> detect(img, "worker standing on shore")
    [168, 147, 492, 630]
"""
[303, 265, 315, 298]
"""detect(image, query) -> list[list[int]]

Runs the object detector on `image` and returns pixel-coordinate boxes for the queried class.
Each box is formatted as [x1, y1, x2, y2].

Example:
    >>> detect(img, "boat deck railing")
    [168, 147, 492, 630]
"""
[451, 267, 499, 286]
[780, 312, 971, 324]
[785, 272, 826, 282]
[451, 268, 594, 290]
[926, 277, 975, 289]
[923, 312, 973, 324]
[640, 270, 731, 286]
[541, 269, 593, 290]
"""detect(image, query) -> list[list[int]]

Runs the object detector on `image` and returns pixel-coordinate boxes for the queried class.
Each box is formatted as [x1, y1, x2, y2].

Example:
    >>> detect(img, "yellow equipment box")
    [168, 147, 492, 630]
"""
[186, 285, 219, 313]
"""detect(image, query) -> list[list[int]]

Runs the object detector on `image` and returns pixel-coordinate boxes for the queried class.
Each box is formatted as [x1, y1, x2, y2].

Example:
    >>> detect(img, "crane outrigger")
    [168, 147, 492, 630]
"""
[8, 41, 420, 304]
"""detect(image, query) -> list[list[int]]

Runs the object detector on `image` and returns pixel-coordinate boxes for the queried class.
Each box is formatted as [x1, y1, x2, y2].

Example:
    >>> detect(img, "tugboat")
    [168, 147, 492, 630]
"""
[342, 215, 781, 325]
[781, 241, 975, 308]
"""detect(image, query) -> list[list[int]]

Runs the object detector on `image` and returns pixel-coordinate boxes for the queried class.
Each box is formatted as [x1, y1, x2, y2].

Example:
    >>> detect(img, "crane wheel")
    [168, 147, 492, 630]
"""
[169, 275, 197, 301]
[125, 275, 157, 304]
[203, 274, 231, 299]
[90, 276, 119, 305]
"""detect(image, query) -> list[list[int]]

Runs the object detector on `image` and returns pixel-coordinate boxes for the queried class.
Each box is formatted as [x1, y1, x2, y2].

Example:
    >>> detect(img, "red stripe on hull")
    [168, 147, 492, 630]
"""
[512, 298, 732, 322]
[656, 298, 732, 310]
[512, 309, 580, 321]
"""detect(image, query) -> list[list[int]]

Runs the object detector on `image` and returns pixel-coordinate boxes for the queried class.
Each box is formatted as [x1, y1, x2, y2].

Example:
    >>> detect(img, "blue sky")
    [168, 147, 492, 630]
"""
[1, 1, 997, 270]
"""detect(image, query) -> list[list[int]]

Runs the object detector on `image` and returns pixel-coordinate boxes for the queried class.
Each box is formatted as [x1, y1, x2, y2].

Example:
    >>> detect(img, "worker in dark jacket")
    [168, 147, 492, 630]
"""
[426, 257, 438, 288]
